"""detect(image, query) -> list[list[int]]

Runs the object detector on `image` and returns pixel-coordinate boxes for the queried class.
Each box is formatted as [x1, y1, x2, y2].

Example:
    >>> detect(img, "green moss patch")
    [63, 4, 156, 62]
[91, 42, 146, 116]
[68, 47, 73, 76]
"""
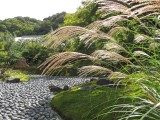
[50, 72, 152, 120]
[51, 83, 143, 120]
[7, 69, 31, 82]
[0, 69, 31, 82]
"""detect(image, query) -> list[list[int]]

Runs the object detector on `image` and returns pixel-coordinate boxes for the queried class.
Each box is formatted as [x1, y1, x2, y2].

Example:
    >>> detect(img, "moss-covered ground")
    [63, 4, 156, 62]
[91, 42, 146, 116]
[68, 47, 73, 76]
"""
[0, 69, 31, 82]
[51, 77, 145, 120]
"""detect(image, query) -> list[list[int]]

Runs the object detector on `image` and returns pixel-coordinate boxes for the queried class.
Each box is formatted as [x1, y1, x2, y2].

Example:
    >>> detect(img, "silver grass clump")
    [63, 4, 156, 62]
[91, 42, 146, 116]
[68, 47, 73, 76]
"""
[44, 26, 115, 48]
[133, 51, 150, 57]
[134, 34, 151, 43]
[39, 52, 95, 75]
[102, 15, 128, 28]
[103, 42, 127, 53]
[78, 65, 112, 77]
[92, 50, 131, 63]
[44, 26, 87, 48]
[79, 30, 115, 47]
[107, 27, 129, 36]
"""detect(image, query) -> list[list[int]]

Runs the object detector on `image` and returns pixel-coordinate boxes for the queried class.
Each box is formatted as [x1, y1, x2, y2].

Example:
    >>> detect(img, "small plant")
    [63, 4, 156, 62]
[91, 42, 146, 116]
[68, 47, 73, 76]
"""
[0, 68, 7, 81]
[0, 68, 30, 82]
[6, 69, 31, 82]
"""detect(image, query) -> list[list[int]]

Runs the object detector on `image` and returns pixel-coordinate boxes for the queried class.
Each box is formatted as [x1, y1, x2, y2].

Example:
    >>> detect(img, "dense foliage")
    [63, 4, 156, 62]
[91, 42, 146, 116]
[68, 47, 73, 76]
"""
[0, 34, 54, 67]
[37, 12, 66, 34]
[63, 1, 100, 27]
[0, 12, 66, 36]
[41, 0, 160, 77]
[52, 85, 125, 120]
[0, 12, 66, 67]
[0, 0, 159, 119]
[41, 0, 160, 119]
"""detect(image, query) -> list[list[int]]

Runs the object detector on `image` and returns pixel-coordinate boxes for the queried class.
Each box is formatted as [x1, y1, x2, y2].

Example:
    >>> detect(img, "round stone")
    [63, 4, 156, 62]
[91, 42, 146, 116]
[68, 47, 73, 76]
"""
[0, 76, 89, 120]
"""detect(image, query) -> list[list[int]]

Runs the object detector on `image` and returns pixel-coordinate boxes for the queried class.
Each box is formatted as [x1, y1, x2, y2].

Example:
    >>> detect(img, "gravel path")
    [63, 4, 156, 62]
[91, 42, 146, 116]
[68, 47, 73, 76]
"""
[0, 75, 90, 120]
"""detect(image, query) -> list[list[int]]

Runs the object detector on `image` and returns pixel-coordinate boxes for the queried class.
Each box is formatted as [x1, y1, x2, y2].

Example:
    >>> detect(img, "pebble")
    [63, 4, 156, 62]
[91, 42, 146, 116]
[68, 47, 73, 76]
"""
[0, 75, 90, 120]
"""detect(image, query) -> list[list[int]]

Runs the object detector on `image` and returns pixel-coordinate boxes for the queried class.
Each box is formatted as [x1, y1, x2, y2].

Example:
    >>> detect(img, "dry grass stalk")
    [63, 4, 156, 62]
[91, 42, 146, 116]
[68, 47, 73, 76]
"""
[134, 34, 150, 43]
[107, 26, 129, 36]
[129, 1, 158, 11]
[44, 26, 115, 49]
[97, 0, 129, 13]
[79, 30, 115, 47]
[149, 42, 160, 49]
[133, 51, 150, 57]
[103, 42, 127, 53]
[96, 0, 160, 22]
[39, 52, 95, 75]
[78, 65, 112, 77]
[86, 20, 105, 30]
[133, 5, 160, 17]
[102, 15, 128, 28]
[44, 26, 87, 48]
[43, 65, 73, 75]
[107, 72, 128, 81]
[92, 50, 131, 63]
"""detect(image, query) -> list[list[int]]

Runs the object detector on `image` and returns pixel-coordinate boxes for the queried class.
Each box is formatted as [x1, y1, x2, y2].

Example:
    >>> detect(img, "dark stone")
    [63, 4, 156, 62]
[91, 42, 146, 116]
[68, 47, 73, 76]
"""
[6, 78, 20, 83]
[63, 85, 69, 91]
[96, 78, 114, 85]
[99, 73, 110, 77]
[79, 86, 96, 90]
[48, 85, 62, 93]
[14, 57, 29, 69]
[96, 78, 124, 88]
[90, 78, 98, 82]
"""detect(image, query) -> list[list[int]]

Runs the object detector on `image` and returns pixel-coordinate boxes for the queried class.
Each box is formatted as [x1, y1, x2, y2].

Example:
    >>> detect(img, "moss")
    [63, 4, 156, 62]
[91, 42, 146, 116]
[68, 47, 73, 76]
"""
[0, 69, 31, 82]
[51, 83, 143, 120]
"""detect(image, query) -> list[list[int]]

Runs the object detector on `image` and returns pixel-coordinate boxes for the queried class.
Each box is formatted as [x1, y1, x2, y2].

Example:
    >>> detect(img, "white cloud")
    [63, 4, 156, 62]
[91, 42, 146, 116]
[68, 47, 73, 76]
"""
[0, 0, 83, 20]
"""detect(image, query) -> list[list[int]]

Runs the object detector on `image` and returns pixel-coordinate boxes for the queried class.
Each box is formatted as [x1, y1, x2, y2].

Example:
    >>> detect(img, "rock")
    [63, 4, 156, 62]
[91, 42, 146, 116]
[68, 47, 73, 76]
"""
[0, 76, 89, 120]
[96, 78, 114, 85]
[96, 78, 124, 88]
[11, 116, 19, 120]
[48, 85, 62, 93]
[90, 77, 98, 82]
[14, 57, 29, 69]
[63, 85, 69, 91]
[79, 86, 96, 90]
[6, 78, 20, 83]
[0, 115, 3, 120]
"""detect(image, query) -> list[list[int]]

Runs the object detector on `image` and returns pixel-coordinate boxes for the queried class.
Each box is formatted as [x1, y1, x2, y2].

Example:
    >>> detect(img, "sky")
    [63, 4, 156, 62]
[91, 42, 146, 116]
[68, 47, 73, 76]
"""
[0, 0, 83, 20]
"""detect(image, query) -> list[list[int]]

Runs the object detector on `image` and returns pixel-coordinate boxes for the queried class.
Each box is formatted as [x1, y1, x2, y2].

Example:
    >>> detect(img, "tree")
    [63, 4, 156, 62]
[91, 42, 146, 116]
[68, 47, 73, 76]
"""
[0, 17, 41, 36]
[43, 12, 66, 31]
[63, 1, 100, 27]
[0, 13, 66, 36]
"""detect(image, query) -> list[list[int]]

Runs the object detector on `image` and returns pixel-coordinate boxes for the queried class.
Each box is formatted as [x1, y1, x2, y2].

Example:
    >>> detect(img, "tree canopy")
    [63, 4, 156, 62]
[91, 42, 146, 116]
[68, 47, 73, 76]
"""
[63, 1, 100, 27]
[0, 12, 66, 37]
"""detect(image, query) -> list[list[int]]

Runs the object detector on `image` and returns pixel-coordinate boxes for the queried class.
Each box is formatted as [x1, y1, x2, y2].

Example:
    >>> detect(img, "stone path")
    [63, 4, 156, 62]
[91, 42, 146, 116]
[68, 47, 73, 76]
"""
[0, 75, 90, 120]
